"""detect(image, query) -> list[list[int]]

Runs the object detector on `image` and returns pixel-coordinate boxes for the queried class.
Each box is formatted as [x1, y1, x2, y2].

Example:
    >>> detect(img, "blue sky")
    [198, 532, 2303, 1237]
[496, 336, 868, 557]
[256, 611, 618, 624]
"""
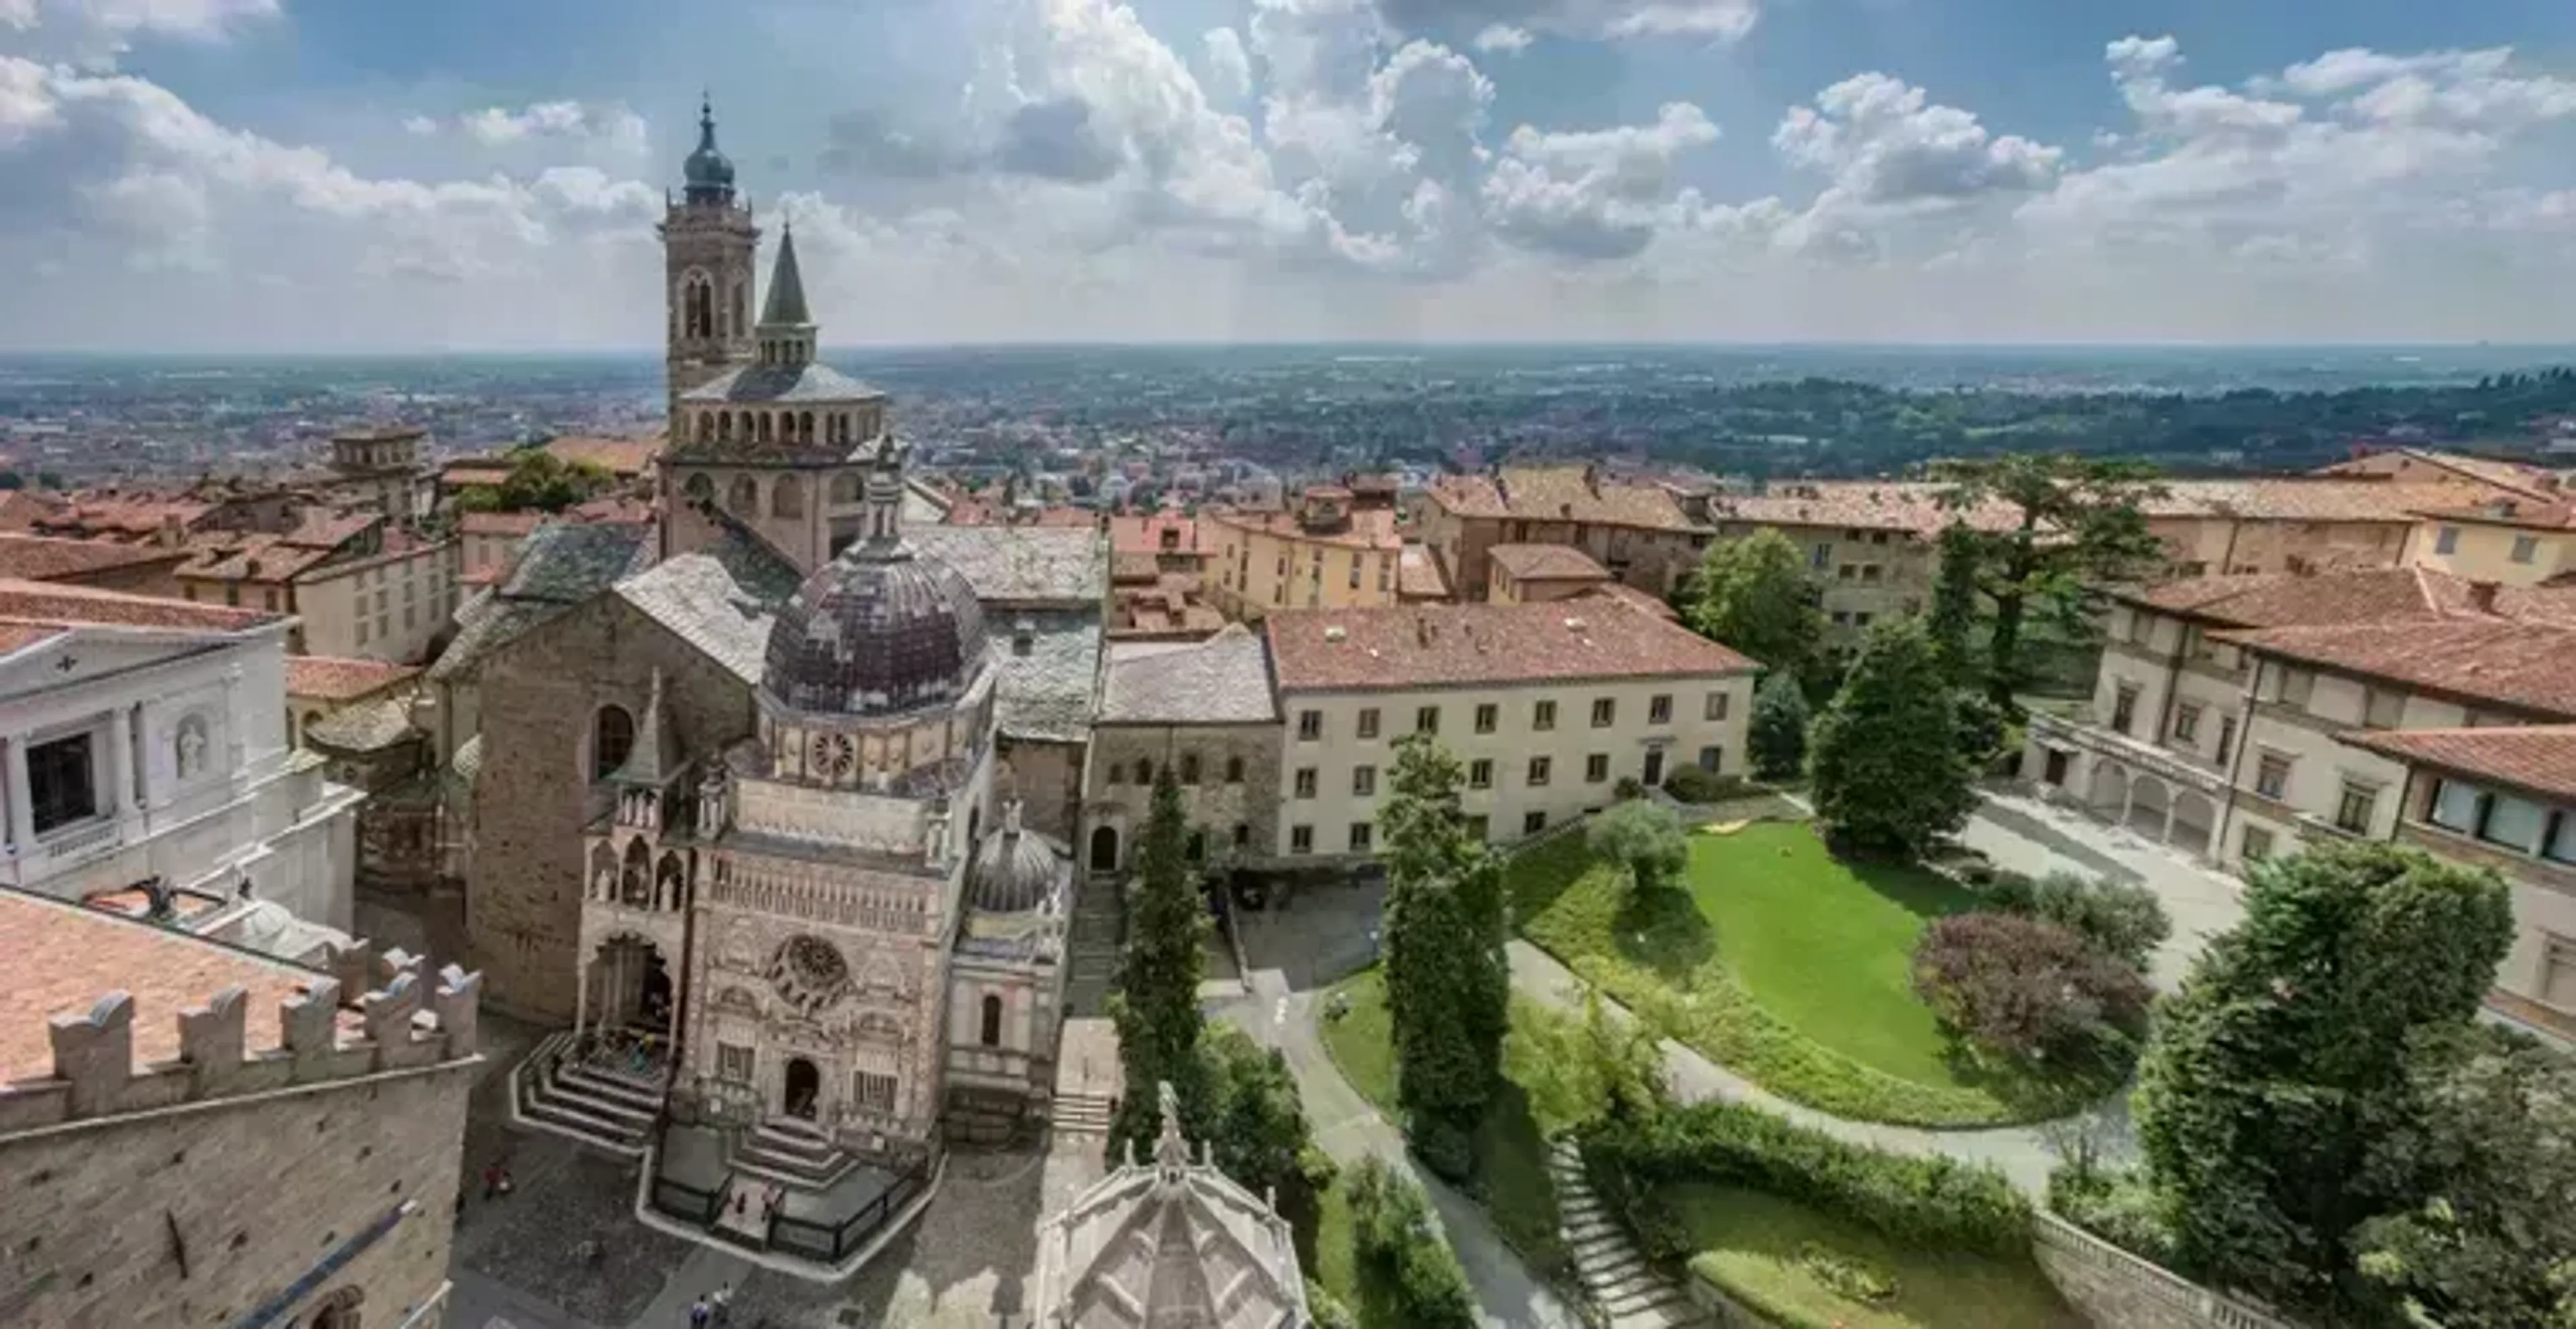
[8, 0, 2576, 348]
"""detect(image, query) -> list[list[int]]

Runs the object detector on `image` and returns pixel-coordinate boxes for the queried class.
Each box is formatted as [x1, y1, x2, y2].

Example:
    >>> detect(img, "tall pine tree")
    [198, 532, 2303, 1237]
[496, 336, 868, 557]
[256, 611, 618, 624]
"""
[1747, 671, 1811, 782]
[1807, 618, 1976, 858]
[1379, 735, 1509, 1179]
[1925, 521, 1982, 687]
[1108, 767, 1214, 1155]
[1933, 455, 2165, 710]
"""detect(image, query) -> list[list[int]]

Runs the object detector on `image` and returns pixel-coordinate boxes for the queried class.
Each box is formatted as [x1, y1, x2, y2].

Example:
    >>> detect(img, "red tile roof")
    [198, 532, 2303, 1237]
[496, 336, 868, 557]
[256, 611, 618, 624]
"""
[2215, 619, 2576, 718]
[2314, 448, 2564, 501]
[2339, 725, 2576, 804]
[1701, 482, 2026, 537]
[1109, 515, 1203, 557]
[1397, 544, 1450, 600]
[460, 511, 545, 537]
[1489, 543, 1610, 582]
[1426, 465, 1700, 532]
[1268, 596, 1756, 692]
[0, 890, 330, 1083]
[0, 579, 279, 633]
[2126, 566, 2576, 631]
[2412, 496, 2576, 532]
[2141, 480, 2476, 524]
[1206, 504, 1402, 552]
[286, 655, 422, 702]
[0, 535, 189, 582]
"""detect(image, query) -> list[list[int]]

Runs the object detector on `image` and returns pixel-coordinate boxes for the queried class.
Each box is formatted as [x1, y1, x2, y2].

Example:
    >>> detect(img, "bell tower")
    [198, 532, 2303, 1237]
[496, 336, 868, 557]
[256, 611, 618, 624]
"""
[659, 95, 759, 428]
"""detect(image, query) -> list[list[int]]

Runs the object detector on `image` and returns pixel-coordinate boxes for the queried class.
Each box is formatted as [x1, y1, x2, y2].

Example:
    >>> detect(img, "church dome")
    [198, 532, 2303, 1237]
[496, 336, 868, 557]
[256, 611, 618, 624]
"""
[682, 97, 736, 198]
[968, 809, 1061, 915]
[761, 547, 989, 719]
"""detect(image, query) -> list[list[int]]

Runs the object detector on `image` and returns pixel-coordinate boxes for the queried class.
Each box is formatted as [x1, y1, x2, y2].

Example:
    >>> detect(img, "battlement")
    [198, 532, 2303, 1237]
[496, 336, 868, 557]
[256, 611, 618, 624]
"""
[0, 942, 480, 1136]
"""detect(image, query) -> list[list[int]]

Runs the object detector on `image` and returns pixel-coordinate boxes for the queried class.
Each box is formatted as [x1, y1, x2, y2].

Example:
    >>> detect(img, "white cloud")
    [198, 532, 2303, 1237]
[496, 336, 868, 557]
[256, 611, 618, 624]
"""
[1472, 24, 1531, 54]
[1202, 27, 1253, 103]
[1776, 73, 2060, 208]
[410, 101, 652, 156]
[1485, 102, 1721, 258]
[2, 0, 277, 60]
[1372, 0, 1754, 44]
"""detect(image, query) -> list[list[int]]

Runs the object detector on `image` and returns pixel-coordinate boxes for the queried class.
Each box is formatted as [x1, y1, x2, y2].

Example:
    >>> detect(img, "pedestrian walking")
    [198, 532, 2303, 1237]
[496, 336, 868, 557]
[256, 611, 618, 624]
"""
[688, 1293, 711, 1329]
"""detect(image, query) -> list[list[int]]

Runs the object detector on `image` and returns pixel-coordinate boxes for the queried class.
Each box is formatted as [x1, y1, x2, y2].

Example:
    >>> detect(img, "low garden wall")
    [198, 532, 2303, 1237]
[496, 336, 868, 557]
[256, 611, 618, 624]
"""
[2030, 1212, 2297, 1329]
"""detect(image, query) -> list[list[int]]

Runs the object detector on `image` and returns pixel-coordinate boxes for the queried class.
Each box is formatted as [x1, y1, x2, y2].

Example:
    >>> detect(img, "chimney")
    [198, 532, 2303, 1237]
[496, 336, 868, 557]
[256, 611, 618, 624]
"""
[159, 513, 184, 547]
[2469, 580, 2501, 615]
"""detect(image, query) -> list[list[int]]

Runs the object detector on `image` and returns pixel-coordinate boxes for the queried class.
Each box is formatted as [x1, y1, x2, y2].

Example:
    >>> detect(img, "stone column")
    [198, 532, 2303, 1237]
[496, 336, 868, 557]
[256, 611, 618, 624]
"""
[574, 956, 592, 1041]
[5, 737, 32, 853]
[2161, 801, 2178, 845]
[106, 707, 131, 818]
[2121, 784, 2137, 832]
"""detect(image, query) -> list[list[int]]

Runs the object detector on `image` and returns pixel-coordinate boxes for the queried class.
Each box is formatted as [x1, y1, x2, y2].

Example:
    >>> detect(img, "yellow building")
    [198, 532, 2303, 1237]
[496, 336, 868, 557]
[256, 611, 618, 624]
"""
[1412, 464, 1707, 602]
[2407, 496, 2576, 587]
[180, 513, 459, 663]
[1204, 488, 1403, 621]
[2138, 480, 2481, 577]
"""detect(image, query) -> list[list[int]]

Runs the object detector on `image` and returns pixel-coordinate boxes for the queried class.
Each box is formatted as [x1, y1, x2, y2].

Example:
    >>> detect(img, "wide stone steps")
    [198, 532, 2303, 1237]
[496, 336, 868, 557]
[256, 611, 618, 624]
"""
[510, 1032, 663, 1156]
[1052, 1091, 1115, 1136]
[1548, 1139, 1709, 1329]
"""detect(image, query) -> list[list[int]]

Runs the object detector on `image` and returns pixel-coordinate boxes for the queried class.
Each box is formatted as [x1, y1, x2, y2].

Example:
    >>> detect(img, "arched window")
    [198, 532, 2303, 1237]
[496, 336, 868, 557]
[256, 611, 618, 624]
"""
[1225, 755, 1244, 784]
[309, 1285, 364, 1329]
[696, 413, 714, 445]
[1233, 822, 1250, 848]
[1179, 753, 1200, 784]
[832, 472, 861, 504]
[757, 413, 773, 444]
[683, 276, 712, 339]
[773, 474, 804, 519]
[979, 994, 1003, 1047]
[735, 410, 753, 440]
[593, 706, 635, 780]
[683, 472, 714, 507]
[799, 411, 816, 445]
[1135, 758, 1153, 786]
[728, 476, 758, 515]
[1106, 762, 1124, 786]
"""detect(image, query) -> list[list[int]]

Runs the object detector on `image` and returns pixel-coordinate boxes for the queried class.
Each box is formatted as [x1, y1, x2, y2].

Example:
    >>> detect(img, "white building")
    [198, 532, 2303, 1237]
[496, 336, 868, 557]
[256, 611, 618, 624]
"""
[0, 578, 364, 949]
[1264, 594, 1758, 857]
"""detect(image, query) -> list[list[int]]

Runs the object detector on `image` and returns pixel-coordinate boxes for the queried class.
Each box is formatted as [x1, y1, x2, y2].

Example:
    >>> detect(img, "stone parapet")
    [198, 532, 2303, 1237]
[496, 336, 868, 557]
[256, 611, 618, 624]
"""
[0, 954, 481, 1135]
[2032, 1211, 2298, 1329]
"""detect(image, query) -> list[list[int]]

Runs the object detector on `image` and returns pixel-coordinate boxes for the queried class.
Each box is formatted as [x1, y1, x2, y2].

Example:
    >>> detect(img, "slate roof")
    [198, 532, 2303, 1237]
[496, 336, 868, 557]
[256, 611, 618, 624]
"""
[678, 361, 883, 407]
[907, 525, 1107, 607]
[426, 522, 654, 682]
[1269, 596, 1758, 692]
[991, 610, 1102, 743]
[615, 555, 779, 686]
[2339, 725, 2576, 804]
[305, 697, 421, 753]
[1099, 625, 1276, 725]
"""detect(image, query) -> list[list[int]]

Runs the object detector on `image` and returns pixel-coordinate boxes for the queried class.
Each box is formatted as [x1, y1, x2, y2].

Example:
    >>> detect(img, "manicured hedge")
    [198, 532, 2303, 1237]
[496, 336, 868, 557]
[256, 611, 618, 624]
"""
[1344, 1157, 1481, 1329]
[1580, 1098, 2031, 1261]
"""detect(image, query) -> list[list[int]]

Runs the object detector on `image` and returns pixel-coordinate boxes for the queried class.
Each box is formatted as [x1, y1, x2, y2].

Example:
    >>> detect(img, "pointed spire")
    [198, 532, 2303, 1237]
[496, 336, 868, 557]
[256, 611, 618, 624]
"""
[1152, 1081, 1191, 1175]
[759, 217, 812, 327]
[614, 667, 683, 787]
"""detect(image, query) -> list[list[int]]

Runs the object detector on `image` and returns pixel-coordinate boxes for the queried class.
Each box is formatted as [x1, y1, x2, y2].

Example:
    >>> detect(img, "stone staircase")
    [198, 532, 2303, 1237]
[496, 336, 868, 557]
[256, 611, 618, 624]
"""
[1551, 1139, 1709, 1329]
[511, 1030, 665, 1156]
[726, 1116, 859, 1191]
[1064, 873, 1126, 1017]
[1050, 1089, 1116, 1137]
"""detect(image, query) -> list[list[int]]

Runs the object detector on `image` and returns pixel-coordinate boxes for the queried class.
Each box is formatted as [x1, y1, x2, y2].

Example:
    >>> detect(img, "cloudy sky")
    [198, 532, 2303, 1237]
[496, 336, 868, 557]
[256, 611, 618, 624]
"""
[7, 0, 2576, 350]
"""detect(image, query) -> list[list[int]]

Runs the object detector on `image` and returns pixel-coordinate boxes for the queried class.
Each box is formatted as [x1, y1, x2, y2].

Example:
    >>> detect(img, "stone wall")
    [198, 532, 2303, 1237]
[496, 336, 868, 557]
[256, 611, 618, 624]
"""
[1081, 723, 1285, 871]
[1002, 736, 1084, 845]
[468, 596, 757, 1018]
[2031, 1212, 2298, 1329]
[0, 957, 480, 1329]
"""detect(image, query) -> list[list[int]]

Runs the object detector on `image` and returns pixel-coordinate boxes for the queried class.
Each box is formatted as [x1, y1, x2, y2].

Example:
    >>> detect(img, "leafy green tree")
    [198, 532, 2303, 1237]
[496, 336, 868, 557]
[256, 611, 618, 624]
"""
[1925, 521, 1983, 686]
[1932, 455, 2165, 709]
[1807, 619, 1976, 857]
[1108, 767, 1214, 1155]
[2135, 843, 2515, 1319]
[1688, 529, 1828, 685]
[453, 446, 610, 514]
[1204, 1024, 1336, 1254]
[1748, 670, 1810, 782]
[1507, 991, 1667, 1137]
[1587, 800, 1689, 894]
[1379, 735, 1509, 1178]
[1346, 1157, 1481, 1329]
[2355, 1029, 2576, 1329]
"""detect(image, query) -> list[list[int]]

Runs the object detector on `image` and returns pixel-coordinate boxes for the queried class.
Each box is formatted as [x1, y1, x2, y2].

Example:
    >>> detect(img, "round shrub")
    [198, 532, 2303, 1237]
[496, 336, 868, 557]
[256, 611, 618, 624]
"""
[1913, 912, 2152, 1067]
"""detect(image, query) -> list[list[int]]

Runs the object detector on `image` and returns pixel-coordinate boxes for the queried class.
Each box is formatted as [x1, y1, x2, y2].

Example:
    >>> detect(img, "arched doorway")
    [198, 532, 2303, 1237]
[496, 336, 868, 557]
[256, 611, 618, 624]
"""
[582, 937, 672, 1037]
[784, 1057, 820, 1120]
[1089, 825, 1119, 873]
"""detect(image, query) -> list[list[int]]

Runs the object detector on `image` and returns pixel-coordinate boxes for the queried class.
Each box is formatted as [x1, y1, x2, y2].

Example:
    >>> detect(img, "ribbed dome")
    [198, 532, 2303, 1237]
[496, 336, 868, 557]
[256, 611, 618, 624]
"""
[969, 814, 1061, 914]
[762, 547, 989, 718]
[682, 97, 736, 201]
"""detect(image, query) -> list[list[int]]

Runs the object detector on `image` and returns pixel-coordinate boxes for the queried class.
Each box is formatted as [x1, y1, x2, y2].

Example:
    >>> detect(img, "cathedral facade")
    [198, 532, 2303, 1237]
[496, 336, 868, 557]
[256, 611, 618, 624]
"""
[453, 105, 1094, 1183]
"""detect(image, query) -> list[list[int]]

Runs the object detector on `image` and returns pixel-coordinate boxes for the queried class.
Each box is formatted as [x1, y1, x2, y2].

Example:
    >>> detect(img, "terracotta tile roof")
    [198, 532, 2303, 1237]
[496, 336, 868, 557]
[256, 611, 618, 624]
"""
[460, 511, 545, 537]
[1426, 465, 1700, 531]
[0, 579, 278, 633]
[280, 510, 380, 549]
[544, 434, 663, 478]
[0, 535, 188, 582]
[1702, 482, 2025, 537]
[1269, 596, 1756, 692]
[178, 535, 337, 584]
[2140, 480, 2473, 524]
[1489, 543, 1610, 582]
[441, 460, 513, 488]
[1205, 505, 1402, 552]
[2124, 567, 2469, 628]
[1109, 515, 1202, 557]
[2214, 619, 2576, 717]
[1578, 582, 1680, 621]
[2411, 496, 2576, 531]
[1397, 543, 1450, 600]
[31, 494, 212, 540]
[286, 655, 422, 702]
[0, 491, 64, 533]
[2316, 448, 2564, 501]
[2339, 725, 2576, 804]
[0, 889, 331, 1083]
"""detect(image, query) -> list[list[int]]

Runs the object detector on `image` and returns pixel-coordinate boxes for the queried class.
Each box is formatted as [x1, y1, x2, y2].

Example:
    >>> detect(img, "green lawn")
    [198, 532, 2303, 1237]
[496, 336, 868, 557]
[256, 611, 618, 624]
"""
[1666, 1184, 2084, 1329]
[1318, 969, 1568, 1279]
[1509, 820, 2109, 1126]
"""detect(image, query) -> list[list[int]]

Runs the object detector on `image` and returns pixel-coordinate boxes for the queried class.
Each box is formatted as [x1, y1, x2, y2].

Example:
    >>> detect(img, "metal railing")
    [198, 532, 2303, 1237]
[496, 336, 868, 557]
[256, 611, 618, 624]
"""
[764, 1153, 934, 1264]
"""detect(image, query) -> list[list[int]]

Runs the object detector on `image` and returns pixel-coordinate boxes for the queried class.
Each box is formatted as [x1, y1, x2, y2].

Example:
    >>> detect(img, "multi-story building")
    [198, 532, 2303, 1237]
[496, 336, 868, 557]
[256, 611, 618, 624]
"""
[0, 533, 193, 597]
[1266, 594, 1756, 858]
[2138, 480, 2483, 577]
[1693, 484, 2006, 633]
[1487, 543, 1613, 604]
[1413, 464, 1707, 602]
[2314, 445, 2563, 500]
[0, 579, 364, 935]
[2407, 496, 2576, 586]
[317, 425, 436, 523]
[0, 890, 480, 1329]
[178, 513, 460, 663]
[458, 511, 544, 589]
[1203, 488, 1404, 621]
[2022, 564, 2576, 1042]
[286, 655, 422, 749]
[1081, 625, 1282, 875]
